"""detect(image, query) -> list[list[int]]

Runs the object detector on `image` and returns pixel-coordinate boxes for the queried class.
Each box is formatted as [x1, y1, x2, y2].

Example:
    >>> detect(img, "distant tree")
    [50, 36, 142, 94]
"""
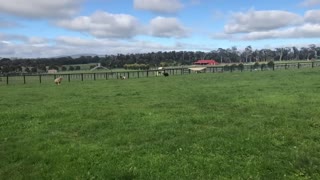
[309, 44, 317, 59]
[0, 58, 11, 66]
[49, 65, 59, 70]
[292, 46, 300, 60]
[31, 67, 37, 73]
[16, 66, 23, 72]
[25, 67, 31, 73]
[244, 46, 253, 63]
[2, 66, 10, 73]
[61, 66, 67, 71]
[69, 66, 75, 71]
[38, 64, 47, 72]
[217, 48, 226, 63]
[75, 66, 81, 70]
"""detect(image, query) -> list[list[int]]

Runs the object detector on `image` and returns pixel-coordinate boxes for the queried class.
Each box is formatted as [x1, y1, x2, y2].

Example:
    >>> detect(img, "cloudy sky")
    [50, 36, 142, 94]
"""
[0, 0, 320, 57]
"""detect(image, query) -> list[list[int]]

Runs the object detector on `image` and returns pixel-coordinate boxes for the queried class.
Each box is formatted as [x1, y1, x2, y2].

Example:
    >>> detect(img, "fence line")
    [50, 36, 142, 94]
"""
[1, 62, 320, 85]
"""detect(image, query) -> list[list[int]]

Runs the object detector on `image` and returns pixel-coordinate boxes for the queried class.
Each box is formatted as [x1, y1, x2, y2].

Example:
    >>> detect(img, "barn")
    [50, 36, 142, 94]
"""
[194, 60, 219, 65]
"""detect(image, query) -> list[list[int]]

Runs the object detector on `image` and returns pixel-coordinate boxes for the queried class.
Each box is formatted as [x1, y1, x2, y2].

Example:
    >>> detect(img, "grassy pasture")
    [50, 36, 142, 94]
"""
[1, 69, 320, 179]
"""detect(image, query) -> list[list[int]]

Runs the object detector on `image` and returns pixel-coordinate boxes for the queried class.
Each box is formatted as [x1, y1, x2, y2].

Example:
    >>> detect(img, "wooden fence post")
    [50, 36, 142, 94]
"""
[39, 75, 42, 84]
[312, 62, 314, 68]
[127, 72, 130, 79]
[298, 63, 300, 69]
[273, 64, 275, 71]
[147, 71, 149, 77]
[106, 73, 108, 80]
[6, 75, 9, 85]
[68, 74, 71, 82]
[81, 73, 84, 81]
[23, 75, 26, 84]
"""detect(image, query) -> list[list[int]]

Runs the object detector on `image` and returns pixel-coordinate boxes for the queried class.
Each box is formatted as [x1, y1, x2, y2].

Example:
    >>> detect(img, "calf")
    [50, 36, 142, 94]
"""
[54, 76, 63, 85]
[163, 72, 169, 77]
[120, 75, 126, 80]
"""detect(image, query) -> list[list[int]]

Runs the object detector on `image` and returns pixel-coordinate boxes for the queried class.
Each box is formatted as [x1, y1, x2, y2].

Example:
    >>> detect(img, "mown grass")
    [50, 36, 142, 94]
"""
[1, 69, 320, 179]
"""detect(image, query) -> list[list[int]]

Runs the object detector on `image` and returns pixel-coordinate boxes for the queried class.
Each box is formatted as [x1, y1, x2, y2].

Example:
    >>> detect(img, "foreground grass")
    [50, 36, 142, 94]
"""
[1, 69, 320, 179]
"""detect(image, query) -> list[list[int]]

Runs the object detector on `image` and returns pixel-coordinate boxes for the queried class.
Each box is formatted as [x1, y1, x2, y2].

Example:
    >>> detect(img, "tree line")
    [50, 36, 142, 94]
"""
[0, 44, 319, 74]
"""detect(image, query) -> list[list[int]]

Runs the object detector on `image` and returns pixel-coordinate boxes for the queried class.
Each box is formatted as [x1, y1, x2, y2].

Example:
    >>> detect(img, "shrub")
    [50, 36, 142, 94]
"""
[238, 63, 244, 70]
[231, 64, 237, 69]
[253, 62, 260, 69]
[267, 61, 274, 68]
[223, 65, 230, 71]
[69, 66, 75, 71]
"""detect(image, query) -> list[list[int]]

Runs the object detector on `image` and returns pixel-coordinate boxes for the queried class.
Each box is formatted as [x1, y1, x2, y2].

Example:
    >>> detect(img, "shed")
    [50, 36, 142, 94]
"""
[48, 69, 58, 74]
[194, 60, 218, 65]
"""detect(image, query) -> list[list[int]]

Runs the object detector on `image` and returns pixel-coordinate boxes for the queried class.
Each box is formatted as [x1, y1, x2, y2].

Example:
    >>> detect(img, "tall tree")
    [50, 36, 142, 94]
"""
[244, 46, 253, 62]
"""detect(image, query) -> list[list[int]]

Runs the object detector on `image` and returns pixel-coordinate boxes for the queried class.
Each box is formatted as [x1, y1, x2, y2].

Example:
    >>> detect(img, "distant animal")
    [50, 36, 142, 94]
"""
[163, 72, 169, 77]
[120, 75, 126, 80]
[54, 76, 63, 85]
[156, 71, 162, 76]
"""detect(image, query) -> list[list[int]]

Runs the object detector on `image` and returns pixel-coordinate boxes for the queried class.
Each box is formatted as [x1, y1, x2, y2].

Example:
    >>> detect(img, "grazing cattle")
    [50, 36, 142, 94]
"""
[120, 75, 126, 80]
[54, 76, 63, 85]
[163, 72, 169, 77]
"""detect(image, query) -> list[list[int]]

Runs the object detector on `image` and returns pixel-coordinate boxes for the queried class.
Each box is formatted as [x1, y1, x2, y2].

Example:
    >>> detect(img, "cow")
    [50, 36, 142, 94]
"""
[163, 72, 169, 77]
[120, 75, 126, 80]
[54, 76, 63, 85]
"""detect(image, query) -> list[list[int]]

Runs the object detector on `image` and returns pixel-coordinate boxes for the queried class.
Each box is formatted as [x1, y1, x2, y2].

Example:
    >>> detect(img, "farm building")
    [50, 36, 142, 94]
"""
[189, 67, 207, 73]
[194, 60, 219, 65]
[47, 69, 58, 74]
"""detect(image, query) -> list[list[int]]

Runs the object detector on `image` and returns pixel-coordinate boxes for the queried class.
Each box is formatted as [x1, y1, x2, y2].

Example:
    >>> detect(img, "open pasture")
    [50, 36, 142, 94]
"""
[1, 69, 320, 179]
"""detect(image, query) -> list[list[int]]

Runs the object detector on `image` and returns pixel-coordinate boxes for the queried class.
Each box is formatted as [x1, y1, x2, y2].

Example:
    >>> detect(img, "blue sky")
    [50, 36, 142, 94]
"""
[0, 0, 319, 57]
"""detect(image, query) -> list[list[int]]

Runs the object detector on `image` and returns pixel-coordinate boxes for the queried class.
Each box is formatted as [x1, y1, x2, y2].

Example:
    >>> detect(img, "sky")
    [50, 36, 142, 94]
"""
[0, 0, 320, 58]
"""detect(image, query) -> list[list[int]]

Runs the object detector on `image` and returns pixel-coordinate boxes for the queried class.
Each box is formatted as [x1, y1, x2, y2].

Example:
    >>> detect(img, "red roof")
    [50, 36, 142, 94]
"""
[194, 60, 218, 65]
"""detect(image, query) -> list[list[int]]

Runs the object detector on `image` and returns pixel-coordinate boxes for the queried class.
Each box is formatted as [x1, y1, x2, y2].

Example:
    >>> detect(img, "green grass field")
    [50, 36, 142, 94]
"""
[1, 69, 320, 179]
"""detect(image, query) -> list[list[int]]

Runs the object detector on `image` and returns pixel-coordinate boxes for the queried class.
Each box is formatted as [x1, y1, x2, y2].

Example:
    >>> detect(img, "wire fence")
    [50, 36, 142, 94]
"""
[1, 62, 320, 85]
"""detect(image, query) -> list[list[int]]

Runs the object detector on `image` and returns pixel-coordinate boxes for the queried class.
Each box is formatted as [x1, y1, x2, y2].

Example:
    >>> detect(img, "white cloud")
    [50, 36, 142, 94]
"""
[0, 0, 83, 19]
[240, 24, 320, 40]
[0, 34, 194, 58]
[134, 0, 183, 13]
[300, 0, 320, 7]
[305, 10, 320, 24]
[215, 8, 320, 40]
[57, 11, 144, 38]
[224, 9, 303, 33]
[150, 16, 189, 38]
